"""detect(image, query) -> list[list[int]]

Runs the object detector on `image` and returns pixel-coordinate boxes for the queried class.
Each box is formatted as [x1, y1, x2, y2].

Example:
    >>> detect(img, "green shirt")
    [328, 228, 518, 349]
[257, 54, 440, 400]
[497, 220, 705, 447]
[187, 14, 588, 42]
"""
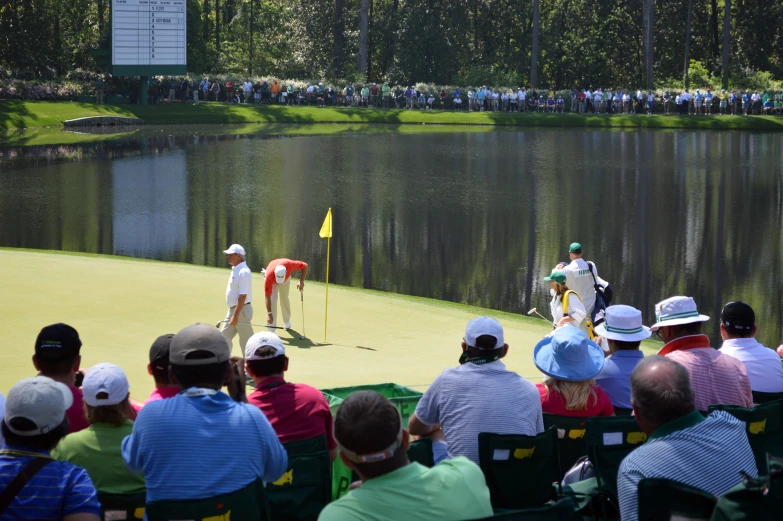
[361, 87, 370, 97]
[317, 458, 493, 521]
[382, 85, 391, 96]
[53, 420, 145, 495]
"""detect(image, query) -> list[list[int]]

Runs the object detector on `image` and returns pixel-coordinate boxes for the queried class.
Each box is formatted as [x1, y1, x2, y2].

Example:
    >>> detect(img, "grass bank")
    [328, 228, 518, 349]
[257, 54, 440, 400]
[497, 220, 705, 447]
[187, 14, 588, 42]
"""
[3, 100, 783, 131]
[0, 248, 659, 396]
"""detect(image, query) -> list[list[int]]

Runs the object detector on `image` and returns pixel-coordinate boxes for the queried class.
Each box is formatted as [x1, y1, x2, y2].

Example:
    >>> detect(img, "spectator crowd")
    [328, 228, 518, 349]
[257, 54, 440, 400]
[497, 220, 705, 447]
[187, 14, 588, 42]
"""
[2, 241, 783, 520]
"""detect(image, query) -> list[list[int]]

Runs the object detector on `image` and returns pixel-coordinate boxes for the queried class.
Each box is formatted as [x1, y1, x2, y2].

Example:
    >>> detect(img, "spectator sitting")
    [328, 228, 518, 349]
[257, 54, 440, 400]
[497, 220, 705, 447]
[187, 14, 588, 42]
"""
[0, 376, 101, 520]
[593, 305, 649, 410]
[317, 391, 493, 521]
[121, 323, 288, 504]
[140, 334, 180, 405]
[408, 317, 543, 464]
[534, 327, 614, 417]
[53, 363, 145, 496]
[652, 296, 753, 410]
[617, 356, 757, 521]
[33, 323, 89, 433]
[245, 332, 337, 461]
[718, 301, 783, 393]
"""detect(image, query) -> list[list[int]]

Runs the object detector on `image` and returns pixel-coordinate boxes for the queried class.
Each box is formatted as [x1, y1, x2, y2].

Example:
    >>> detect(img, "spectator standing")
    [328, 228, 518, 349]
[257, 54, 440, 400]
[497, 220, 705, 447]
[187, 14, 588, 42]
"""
[408, 317, 544, 464]
[705, 88, 713, 114]
[179, 77, 188, 103]
[121, 324, 288, 504]
[221, 243, 254, 354]
[730, 89, 738, 114]
[253, 80, 262, 103]
[95, 76, 104, 104]
[617, 356, 757, 521]
[652, 296, 753, 410]
[0, 376, 101, 520]
[145, 334, 180, 403]
[244, 79, 252, 104]
[53, 363, 145, 496]
[593, 305, 650, 409]
[646, 90, 654, 114]
[211, 78, 220, 101]
[370, 83, 379, 107]
[200, 78, 209, 101]
[168, 78, 176, 102]
[263, 258, 308, 330]
[519, 87, 526, 111]
[534, 327, 614, 417]
[318, 391, 493, 521]
[663, 91, 671, 114]
[577, 89, 586, 112]
[382, 82, 391, 107]
[270, 80, 280, 103]
[742, 90, 751, 115]
[245, 332, 337, 461]
[345, 83, 354, 107]
[751, 90, 761, 114]
[718, 301, 783, 393]
[225, 80, 234, 103]
[361, 85, 370, 108]
[680, 89, 690, 114]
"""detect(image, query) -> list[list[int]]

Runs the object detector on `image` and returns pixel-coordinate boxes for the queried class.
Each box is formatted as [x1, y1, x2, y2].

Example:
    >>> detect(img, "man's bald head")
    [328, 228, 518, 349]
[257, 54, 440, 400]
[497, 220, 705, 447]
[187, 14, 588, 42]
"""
[631, 355, 695, 432]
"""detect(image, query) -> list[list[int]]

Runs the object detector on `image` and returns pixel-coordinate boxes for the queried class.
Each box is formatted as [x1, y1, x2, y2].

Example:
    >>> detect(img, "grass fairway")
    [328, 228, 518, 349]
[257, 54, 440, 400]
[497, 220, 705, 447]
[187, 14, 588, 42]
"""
[0, 249, 659, 397]
[3, 100, 783, 132]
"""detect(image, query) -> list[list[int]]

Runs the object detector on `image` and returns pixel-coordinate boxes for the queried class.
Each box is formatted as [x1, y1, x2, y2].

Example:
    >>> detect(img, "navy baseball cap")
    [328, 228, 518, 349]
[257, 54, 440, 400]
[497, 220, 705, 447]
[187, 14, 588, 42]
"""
[720, 302, 755, 332]
[35, 323, 82, 361]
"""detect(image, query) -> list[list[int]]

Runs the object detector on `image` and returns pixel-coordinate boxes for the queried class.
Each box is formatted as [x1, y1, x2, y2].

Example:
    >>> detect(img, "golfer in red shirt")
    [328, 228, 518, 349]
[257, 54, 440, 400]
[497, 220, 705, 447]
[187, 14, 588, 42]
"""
[245, 332, 337, 461]
[263, 258, 308, 330]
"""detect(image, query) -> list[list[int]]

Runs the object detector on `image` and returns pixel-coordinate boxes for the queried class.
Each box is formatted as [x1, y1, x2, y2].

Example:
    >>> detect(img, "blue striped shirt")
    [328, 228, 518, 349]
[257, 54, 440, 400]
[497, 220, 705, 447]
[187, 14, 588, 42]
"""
[0, 446, 101, 520]
[414, 361, 544, 464]
[617, 410, 757, 521]
[122, 388, 288, 502]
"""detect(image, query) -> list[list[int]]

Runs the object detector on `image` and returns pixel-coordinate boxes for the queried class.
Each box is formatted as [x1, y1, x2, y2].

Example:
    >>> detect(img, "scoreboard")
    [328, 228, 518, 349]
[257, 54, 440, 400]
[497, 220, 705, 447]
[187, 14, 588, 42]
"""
[111, 0, 186, 74]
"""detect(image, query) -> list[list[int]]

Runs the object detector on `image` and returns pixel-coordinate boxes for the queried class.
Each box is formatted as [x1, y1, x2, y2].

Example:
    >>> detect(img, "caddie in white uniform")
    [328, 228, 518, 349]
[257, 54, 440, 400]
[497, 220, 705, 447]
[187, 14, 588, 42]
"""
[221, 243, 253, 354]
[556, 242, 608, 319]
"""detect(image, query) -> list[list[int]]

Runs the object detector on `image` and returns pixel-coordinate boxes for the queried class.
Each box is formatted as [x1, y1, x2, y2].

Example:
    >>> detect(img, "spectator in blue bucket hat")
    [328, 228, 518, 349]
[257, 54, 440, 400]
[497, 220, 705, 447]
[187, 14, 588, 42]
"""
[533, 327, 614, 417]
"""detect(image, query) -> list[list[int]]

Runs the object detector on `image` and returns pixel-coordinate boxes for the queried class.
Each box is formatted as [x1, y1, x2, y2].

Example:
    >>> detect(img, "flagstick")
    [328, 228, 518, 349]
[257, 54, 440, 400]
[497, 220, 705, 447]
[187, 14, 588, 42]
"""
[324, 236, 330, 342]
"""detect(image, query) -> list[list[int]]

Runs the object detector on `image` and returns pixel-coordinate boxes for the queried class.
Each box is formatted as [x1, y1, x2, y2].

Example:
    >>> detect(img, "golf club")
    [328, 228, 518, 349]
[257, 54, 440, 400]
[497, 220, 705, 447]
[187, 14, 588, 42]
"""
[527, 308, 551, 323]
[215, 320, 286, 330]
[300, 290, 306, 340]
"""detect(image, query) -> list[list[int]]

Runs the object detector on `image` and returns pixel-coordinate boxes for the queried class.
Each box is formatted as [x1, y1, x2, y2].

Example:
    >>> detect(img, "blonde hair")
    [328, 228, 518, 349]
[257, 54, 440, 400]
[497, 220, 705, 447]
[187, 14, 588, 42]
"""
[543, 377, 597, 411]
[554, 282, 569, 297]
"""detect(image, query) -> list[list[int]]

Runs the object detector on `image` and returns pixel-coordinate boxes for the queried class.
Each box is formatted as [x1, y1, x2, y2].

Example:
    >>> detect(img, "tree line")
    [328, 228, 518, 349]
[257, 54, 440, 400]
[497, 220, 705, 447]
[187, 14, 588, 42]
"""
[1, 0, 780, 89]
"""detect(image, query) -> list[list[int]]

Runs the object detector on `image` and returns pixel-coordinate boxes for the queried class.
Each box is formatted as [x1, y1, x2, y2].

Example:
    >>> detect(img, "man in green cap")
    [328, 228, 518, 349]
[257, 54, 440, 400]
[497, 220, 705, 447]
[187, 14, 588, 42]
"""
[555, 242, 609, 324]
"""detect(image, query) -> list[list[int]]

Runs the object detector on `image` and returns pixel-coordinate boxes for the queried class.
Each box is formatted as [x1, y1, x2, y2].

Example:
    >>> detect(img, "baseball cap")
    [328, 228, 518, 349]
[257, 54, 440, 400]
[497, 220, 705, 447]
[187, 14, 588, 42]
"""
[544, 270, 567, 284]
[35, 323, 82, 361]
[169, 324, 231, 366]
[245, 332, 285, 360]
[4, 376, 73, 436]
[569, 242, 583, 254]
[274, 265, 287, 284]
[720, 301, 755, 333]
[464, 317, 504, 350]
[82, 363, 130, 407]
[223, 244, 246, 256]
[149, 334, 175, 365]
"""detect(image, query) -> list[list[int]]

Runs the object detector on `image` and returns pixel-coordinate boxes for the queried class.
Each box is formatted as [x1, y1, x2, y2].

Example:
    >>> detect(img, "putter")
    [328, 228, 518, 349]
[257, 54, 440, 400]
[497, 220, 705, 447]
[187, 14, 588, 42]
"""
[299, 290, 306, 340]
[527, 308, 551, 323]
[215, 320, 286, 330]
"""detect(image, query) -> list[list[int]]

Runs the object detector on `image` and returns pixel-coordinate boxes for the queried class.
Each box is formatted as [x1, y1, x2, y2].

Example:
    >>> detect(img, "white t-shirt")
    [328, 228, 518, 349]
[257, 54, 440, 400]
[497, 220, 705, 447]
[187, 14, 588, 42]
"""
[244, 81, 252, 92]
[510, 92, 517, 100]
[550, 291, 588, 335]
[594, 92, 602, 102]
[520, 91, 526, 101]
[648, 93, 654, 102]
[623, 94, 630, 102]
[226, 261, 253, 307]
[492, 92, 499, 100]
[751, 93, 760, 101]
[720, 338, 783, 393]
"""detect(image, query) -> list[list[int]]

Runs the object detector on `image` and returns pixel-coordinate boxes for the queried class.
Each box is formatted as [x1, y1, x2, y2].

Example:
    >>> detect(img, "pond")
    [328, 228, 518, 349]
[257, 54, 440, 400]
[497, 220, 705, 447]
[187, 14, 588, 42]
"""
[2, 125, 782, 347]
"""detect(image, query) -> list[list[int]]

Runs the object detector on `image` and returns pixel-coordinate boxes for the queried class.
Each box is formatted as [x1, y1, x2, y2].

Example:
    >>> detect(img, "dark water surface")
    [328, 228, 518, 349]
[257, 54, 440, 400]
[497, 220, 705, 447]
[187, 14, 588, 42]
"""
[2, 126, 783, 347]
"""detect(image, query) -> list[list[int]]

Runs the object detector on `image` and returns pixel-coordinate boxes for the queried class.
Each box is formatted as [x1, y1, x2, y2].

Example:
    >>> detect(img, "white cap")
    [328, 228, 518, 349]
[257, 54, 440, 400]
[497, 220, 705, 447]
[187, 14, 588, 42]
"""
[594, 305, 652, 342]
[5, 377, 73, 436]
[650, 296, 710, 331]
[223, 244, 246, 256]
[274, 265, 287, 284]
[82, 363, 130, 407]
[245, 332, 286, 360]
[464, 317, 504, 350]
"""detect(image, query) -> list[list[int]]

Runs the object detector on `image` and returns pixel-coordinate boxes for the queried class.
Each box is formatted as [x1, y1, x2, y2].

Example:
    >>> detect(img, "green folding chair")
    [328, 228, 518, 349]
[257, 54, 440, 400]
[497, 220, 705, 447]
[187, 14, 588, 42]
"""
[711, 454, 783, 521]
[407, 437, 435, 467]
[477, 427, 559, 510]
[471, 496, 581, 520]
[637, 478, 717, 521]
[752, 391, 783, 404]
[266, 435, 332, 521]
[708, 400, 783, 475]
[145, 478, 269, 521]
[613, 407, 633, 416]
[543, 413, 588, 480]
[585, 415, 648, 499]
[97, 492, 145, 521]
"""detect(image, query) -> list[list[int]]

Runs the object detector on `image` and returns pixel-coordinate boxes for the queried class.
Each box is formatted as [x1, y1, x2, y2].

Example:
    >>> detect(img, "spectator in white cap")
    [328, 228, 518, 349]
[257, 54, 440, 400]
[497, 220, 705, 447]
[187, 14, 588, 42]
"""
[408, 317, 543, 465]
[53, 363, 145, 496]
[263, 258, 308, 330]
[651, 296, 752, 410]
[0, 376, 101, 520]
[593, 305, 651, 411]
[221, 243, 254, 354]
[245, 332, 338, 461]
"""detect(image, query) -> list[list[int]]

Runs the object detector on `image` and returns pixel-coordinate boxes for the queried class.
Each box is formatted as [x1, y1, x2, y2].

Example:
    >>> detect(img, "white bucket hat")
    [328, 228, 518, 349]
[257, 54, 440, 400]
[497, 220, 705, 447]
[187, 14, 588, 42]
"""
[594, 305, 651, 342]
[649, 296, 710, 332]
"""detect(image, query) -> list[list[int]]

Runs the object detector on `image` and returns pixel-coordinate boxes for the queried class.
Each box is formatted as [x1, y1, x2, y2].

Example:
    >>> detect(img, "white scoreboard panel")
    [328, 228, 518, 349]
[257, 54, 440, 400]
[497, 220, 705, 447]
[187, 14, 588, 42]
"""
[112, 0, 186, 67]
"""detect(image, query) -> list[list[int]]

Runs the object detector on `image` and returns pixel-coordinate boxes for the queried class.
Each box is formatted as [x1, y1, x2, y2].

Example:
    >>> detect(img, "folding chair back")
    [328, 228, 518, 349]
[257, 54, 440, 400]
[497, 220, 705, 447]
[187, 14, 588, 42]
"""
[637, 478, 716, 521]
[97, 492, 145, 521]
[471, 496, 581, 520]
[708, 401, 783, 475]
[267, 435, 332, 521]
[752, 390, 783, 405]
[407, 437, 435, 468]
[478, 427, 559, 509]
[711, 454, 783, 521]
[145, 478, 269, 521]
[585, 415, 648, 498]
[543, 413, 588, 480]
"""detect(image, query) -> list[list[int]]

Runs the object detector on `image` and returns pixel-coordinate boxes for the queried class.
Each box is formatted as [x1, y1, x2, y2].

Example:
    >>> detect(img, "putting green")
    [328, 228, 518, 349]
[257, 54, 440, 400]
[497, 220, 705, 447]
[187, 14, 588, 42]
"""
[0, 249, 658, 397]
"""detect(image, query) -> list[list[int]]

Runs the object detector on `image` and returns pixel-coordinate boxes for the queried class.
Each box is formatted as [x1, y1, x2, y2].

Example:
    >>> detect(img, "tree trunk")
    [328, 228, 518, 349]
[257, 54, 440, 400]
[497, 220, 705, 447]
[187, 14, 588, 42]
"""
[721, 0, 731, 89]
[710, 0, 719, 59]
[531, 0, 539, 87]
[358, 0, 369, 75]
[643, 0, 654, 90]
[215, 0, 221, 64]
[333, 0, 345, 77]
[367, 0, 374, 80]
[683, 0, 693, 88]
[97, 0, 105, 39]
[248, 0, 254, 75]
[203, 0, 210, 49]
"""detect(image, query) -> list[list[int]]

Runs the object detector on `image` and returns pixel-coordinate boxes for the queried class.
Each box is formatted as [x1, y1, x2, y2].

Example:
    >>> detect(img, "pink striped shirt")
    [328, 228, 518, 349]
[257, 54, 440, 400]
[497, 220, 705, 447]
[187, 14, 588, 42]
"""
[659, 335, 753, 411]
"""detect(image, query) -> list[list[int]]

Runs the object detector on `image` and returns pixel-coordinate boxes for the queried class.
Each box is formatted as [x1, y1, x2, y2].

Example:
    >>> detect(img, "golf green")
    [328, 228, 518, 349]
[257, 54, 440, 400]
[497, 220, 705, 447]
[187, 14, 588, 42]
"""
[0, 249, 658, 397]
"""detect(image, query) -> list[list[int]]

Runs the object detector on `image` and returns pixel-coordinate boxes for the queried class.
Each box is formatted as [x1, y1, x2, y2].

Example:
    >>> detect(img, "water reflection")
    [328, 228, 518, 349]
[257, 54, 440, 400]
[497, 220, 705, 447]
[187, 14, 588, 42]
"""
[1, 127, 782, 348]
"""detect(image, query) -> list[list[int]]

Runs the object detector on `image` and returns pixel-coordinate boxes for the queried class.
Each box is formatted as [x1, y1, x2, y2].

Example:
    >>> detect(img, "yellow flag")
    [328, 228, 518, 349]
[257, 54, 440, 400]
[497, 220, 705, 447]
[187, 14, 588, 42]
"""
[319, 208, 332, 238]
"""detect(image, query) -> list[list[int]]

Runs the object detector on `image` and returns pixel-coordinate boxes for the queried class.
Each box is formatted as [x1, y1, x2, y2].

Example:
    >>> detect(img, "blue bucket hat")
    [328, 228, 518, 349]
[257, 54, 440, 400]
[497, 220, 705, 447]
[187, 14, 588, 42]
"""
[533, 327, 604, 382]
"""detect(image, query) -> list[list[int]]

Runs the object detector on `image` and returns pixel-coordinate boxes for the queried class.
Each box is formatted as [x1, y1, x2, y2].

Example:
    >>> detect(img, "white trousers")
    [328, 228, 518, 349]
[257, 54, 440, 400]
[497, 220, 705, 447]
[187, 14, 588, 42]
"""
[221, 304, 253, 355]
[270, 279, 291, 328]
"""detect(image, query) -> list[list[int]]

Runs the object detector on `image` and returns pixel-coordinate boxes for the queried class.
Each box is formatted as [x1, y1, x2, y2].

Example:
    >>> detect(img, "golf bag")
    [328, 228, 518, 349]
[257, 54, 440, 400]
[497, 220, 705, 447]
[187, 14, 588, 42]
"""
[587, 262, 612, 326]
